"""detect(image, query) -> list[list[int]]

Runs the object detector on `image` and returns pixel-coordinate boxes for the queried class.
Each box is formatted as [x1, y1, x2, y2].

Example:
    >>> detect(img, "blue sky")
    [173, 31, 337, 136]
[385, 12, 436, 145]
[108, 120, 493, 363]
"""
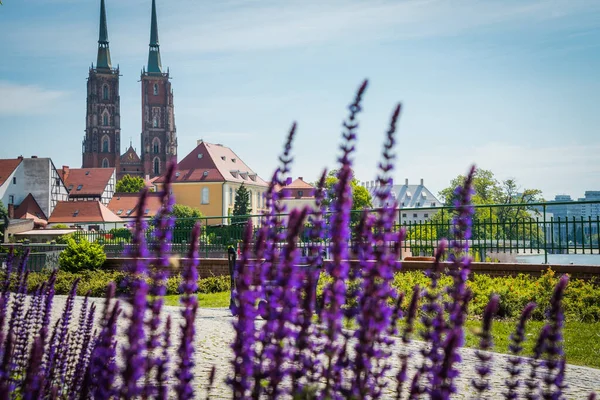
[1, 0, 599, 200]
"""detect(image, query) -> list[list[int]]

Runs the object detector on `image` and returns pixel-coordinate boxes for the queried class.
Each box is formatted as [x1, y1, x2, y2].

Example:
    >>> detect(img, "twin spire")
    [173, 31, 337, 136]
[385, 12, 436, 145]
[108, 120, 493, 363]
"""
[95, 0, 163, 74]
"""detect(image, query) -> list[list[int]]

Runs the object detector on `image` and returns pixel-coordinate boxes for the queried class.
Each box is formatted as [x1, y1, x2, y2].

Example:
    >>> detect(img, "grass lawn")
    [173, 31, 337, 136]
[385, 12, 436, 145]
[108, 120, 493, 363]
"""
[164, 291, 600, 369]
[164, 291, 231, 308]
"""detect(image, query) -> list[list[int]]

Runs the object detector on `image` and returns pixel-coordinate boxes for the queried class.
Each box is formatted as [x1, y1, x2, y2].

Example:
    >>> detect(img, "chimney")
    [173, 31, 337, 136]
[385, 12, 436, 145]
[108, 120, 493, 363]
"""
[17, 155, 23, 160]
[31, 155, 38, 159]
[405, 178, 409, 186]
[298, 177, 303, 181]
[7, 204, 15, 219]
[420, 178, 424, 186]
[62, 165, 70, 181]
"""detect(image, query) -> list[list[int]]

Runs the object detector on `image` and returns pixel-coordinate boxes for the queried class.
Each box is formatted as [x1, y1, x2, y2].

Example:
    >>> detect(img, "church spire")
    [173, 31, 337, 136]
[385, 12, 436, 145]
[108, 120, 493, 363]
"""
[96, 0, 112, 70]
[147, 0, 162, 74]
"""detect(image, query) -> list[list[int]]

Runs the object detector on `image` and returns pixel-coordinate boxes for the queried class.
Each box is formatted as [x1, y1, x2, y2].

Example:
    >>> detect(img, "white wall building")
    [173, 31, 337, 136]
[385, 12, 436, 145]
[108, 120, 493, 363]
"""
[362, 178, 442, 225]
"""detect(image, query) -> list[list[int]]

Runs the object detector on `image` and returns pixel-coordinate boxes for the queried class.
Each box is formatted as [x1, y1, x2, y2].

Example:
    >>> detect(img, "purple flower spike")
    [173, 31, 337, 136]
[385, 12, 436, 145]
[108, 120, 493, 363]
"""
[472, 295, 499, 395]
[505, 302, 536, 399]
[176, 222, 201, 400]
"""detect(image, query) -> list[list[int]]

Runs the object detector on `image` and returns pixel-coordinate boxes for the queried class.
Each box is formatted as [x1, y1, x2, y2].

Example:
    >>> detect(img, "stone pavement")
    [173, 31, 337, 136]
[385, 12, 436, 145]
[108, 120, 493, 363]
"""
[55, 296, 600, 398]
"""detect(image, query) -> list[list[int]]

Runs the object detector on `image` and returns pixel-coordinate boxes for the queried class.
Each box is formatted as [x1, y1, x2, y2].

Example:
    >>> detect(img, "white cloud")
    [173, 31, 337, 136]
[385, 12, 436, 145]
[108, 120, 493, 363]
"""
[0, 81, 69, 116]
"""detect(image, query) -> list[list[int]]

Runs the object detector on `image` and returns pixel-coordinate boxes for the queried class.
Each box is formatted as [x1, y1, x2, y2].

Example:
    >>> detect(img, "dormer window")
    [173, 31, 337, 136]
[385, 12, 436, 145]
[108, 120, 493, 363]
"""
[76, 185, 83, 191]
[68, 185, 73, 191]
[231, 158, 236, 163]
[221, 156, 226, 161]
[73, 210, 79, 217]
[117, 209, 123, 215]
[153, 84, 158, 95]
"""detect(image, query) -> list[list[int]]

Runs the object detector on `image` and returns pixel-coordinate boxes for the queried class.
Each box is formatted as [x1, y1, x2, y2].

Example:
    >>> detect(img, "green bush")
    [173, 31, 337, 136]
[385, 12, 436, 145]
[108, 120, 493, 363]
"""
[197, 275, 231, 294]
[315, 268, 600, 322]
[58, 238, 106, 273]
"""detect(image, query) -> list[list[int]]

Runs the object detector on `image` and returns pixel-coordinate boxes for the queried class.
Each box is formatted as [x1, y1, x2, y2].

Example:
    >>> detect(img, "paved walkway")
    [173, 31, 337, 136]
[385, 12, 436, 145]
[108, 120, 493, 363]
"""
[55, 297, 600, 398]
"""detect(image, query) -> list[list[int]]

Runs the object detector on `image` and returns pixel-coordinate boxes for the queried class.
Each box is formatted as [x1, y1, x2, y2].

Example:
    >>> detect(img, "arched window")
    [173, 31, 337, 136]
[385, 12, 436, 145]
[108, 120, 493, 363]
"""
[152, 138, 160, 154]
[103, 113, 109, 126]
[201, 187, 209, 204]
[102, 158, 109, 168]
[103, 85, 109, 100]
[229, 187, 233, 206]
[102, 136, 109, 152]
[153, 115, 159, 128]
[153, 157, 160, 175]
[153, 84, 158, 95]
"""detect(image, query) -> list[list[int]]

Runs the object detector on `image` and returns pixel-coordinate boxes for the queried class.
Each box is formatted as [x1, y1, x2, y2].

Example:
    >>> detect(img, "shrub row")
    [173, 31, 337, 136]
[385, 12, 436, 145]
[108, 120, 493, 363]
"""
[318, 268, 600, 322]
[1, 269, 231, 298]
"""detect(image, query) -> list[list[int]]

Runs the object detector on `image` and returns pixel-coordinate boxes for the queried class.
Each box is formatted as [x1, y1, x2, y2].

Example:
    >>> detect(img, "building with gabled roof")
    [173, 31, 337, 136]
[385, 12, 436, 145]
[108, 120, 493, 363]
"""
[59, 166, 116, 206]
[363, 178, 441, 224]
[275, 177, 318, 217]
[0, 156, 69, 219]
[155, 140, 269, 223]
[108, 192, 163, 220]
[49, 201, 122, 230]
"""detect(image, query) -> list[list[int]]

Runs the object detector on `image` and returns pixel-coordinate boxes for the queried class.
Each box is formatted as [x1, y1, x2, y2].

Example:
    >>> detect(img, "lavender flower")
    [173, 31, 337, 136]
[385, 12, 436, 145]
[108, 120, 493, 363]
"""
[176, 222, 200, 400]
[472, 295, 499, 395]
[505, 302, 536, 399]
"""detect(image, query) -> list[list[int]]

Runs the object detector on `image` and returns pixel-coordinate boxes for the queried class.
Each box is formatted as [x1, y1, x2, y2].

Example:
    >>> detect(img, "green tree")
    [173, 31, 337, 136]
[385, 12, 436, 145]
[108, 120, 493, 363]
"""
[58, 238, 106, 273]
[320, 169, 373, 211]
[115, 175, 146, 193]
[233, 184, 251, 224]
[168, 204, 203, 243]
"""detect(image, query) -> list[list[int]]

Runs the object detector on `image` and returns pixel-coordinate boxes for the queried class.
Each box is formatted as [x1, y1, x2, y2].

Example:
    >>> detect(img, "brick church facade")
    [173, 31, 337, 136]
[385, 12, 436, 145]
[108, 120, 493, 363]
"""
[82, 0, 177, 181]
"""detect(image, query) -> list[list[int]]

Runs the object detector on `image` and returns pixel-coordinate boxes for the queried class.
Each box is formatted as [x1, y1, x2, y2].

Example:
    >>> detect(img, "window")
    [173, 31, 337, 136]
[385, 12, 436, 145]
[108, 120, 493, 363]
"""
[416, 202, 421, 207]
[257, 192, 261, 208]
[249, 190, 252, 206]
[153, 84, 158, 95]
[126, 209, 133, 215]
[102, 158, 109, 168]
[153, 158, 160, 175]
[229, 187, 233, 206]
[298, 190, 303, 197]
[221, 156, 226, 161]
[153, 116, 159, 128]
[103, 114, 109, 126]
[12, 177, 16, 184]
[73, 210, 79, 217]
[402, 213, 407, 218]
[116, 209, 123, 215]
[103, 85, 109, 100]
[153, 138, 160, 154]
[145, 208, 150, 215]
[102, 136, 109, 152]
[68, 185, 73, 191]
[76, 185, 83, 191]
[231, 158, 236, 163]
[413, 213, 418, 218]
[401, 202, 405, 207]
[8, 195, 14, 205]
[201, 187, 209, 204]
[424, 213, 429, 218]
[431, 202, 436, 207]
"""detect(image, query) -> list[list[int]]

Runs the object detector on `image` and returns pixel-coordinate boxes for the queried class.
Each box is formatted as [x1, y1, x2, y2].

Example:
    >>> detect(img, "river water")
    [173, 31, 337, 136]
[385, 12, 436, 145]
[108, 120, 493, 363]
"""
[516, 254, 600, 266]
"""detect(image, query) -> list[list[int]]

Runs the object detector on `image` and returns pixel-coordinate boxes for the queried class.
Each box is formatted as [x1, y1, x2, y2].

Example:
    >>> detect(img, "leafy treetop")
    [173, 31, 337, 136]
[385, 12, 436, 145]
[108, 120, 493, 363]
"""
[115, 175, 146, 193]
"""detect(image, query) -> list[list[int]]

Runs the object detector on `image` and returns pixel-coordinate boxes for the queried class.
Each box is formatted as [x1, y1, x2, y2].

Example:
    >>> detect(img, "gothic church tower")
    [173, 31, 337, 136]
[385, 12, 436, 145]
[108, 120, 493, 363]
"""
[141, 0, 177, 178]
[83, 0, 121, 171]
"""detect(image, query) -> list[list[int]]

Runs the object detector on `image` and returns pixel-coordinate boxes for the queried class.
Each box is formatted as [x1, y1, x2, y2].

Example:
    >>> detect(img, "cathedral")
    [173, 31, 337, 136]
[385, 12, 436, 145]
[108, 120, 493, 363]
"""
[82, 0, 177, 180]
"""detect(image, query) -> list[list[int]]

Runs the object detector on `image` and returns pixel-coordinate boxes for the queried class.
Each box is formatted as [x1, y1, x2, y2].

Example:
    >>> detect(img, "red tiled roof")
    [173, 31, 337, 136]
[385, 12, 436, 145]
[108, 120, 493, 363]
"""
[14, 193, 47, 220]
[107, 192, 163, 218]
[156, 141, 267, 186]
[275, 178, 315, 198]
[49, 201, 121, 223]
[0, 158, 22, 186]
[59, 167, 115, 196]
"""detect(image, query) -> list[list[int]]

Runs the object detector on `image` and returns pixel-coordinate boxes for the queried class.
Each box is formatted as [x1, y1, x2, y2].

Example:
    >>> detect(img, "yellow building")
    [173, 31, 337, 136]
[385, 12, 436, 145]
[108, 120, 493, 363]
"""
[155, 140, 269, 225]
